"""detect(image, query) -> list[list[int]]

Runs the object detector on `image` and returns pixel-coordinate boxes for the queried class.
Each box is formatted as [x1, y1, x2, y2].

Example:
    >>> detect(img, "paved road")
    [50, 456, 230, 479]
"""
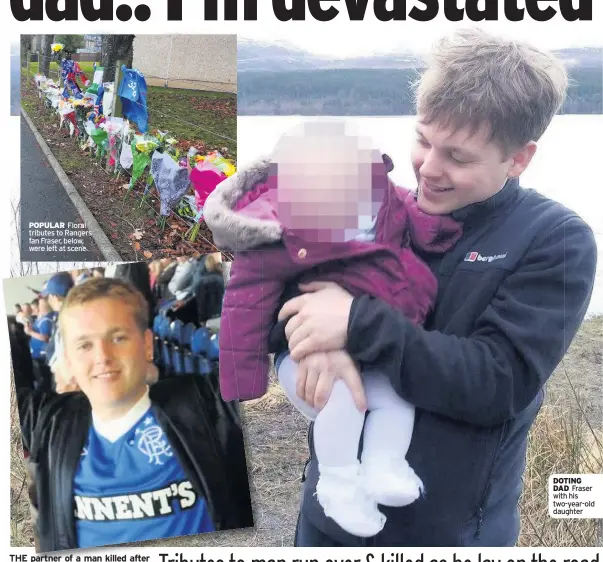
[11, 53, 20, 115]
[20, 116, 104, 262]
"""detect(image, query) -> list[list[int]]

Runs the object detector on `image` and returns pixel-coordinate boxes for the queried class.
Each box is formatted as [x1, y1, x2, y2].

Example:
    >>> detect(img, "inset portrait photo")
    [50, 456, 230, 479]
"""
[6, 259, 253, 552]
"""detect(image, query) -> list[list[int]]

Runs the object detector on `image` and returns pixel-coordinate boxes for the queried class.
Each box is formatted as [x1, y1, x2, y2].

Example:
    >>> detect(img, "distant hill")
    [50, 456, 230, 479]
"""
[554, 47, 603, 68]
[238, 40, 319, 72]
[238, 39, 600, 72]
[238, 38, 423, 72]
[238, 41, 602, 116]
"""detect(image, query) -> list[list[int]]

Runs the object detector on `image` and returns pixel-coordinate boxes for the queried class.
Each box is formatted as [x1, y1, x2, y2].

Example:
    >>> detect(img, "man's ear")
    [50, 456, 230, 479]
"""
[508, 141, 537, 178]
[382, 153, 394, 173]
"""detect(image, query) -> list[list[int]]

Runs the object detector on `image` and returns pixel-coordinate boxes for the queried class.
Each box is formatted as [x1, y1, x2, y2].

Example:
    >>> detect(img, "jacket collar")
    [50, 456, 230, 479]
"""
[451, 177, 520, 223]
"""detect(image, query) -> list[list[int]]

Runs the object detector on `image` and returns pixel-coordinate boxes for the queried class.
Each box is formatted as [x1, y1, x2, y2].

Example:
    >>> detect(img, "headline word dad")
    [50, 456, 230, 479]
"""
[11, 0, 593, 23]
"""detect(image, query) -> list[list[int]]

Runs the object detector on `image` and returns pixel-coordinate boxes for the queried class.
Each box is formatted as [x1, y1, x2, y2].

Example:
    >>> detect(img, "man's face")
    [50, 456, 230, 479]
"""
[22, 304, 32, 318]
[48, 294, 62, 311]
[411, 118, 515, 215]
[37, 299, 49, 316]
[62, 298, 152, 418]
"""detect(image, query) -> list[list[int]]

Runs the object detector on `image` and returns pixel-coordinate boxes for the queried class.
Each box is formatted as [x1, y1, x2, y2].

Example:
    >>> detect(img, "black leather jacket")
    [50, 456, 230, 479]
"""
[19, 375, 253, 552]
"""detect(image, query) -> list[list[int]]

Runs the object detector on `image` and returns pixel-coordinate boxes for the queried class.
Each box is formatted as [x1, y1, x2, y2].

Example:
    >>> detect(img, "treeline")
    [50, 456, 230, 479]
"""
[238, 67, 602, 116]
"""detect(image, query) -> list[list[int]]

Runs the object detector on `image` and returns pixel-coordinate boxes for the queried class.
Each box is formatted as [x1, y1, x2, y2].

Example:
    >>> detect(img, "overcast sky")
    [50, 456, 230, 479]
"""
[240, 13, 603, 58]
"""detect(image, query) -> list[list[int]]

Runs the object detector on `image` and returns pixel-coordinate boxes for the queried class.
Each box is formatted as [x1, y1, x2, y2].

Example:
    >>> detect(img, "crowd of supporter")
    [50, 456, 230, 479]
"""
[8, 254, 225, 393]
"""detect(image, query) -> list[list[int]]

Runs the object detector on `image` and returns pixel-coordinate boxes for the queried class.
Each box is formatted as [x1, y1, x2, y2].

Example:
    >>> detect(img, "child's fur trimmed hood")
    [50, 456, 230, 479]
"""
[203, 157, 283, 252]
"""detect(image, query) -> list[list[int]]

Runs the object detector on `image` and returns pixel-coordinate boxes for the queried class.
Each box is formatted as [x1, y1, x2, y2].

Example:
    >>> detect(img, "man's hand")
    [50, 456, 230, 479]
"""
[55, 374, 80, 394]
[297, 351, 330, 407]
[278, 281, 354, 362]
[23, 323, 32, 336]
[297, 350, 366, 412]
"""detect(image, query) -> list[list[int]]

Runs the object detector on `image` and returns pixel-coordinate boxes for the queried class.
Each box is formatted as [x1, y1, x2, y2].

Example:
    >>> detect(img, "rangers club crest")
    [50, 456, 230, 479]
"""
[136, 416, 173, 465]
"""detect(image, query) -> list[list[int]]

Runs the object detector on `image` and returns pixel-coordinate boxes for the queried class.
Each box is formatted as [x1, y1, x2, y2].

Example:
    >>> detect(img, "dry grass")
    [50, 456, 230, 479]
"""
[518, 404, 602, 546]
[518, 315, 603, 547]
[10, 317, 602, 548]
[10, 380, 35, 547]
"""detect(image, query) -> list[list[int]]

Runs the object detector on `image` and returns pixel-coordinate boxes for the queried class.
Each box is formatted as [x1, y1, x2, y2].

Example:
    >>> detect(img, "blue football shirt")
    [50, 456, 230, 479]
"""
[29, 313, 55, 360]
[73, 401, 214, 548]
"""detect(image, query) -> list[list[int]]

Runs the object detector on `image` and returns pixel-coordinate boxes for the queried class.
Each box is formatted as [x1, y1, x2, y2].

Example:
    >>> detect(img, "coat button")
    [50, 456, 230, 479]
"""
[298, 248, 307, 259]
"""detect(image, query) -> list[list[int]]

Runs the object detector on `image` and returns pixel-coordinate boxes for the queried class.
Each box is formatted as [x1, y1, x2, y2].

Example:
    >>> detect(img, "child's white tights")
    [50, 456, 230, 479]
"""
[277, 353, 423, 537]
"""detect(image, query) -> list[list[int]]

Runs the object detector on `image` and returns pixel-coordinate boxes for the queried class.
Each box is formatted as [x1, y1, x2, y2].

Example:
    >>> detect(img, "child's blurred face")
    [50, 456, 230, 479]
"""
[274, 124, 382, 242]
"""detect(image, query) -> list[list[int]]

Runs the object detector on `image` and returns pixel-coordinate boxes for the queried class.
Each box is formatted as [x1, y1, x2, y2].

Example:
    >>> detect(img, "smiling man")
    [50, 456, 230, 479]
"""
[18, 277, 252, 552]
[273, 29, 598, 546]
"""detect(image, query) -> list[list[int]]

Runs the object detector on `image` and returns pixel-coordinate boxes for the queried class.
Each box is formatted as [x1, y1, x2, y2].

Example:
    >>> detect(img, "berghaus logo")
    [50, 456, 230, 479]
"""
[465, 251, 507, 263]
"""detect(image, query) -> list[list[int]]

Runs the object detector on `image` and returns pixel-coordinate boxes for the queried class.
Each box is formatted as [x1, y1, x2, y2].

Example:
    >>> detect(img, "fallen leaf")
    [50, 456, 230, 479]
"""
[143, 251, 153, 259]
[133, 242, 141, 251]
[110, 222, 118, 228]
[132, 228, 144, 240]
[111, 233, 118, 239]
[121, 184, 130, 190]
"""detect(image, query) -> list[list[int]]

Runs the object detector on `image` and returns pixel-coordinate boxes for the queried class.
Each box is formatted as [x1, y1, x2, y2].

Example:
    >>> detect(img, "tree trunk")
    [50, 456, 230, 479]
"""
[20, 35, 33, 64]
[101, 35, 135, 83]
[40, 35, 54, 78]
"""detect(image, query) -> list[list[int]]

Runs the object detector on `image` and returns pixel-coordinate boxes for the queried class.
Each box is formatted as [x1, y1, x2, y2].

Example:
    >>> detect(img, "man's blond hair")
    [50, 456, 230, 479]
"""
[414, 28, 568, 155]
[59, 277, 149, 335]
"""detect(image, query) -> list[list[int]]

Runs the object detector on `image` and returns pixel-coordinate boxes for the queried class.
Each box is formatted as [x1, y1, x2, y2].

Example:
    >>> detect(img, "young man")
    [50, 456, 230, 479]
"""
[23, 296, 55, 392]
[17, 302, 34, 325]
[276, 29, 597, 546]
[71, 269, 91, 285]
[18, 277, 253, 552]
[30, 298, 40, 319]
[39, 272, 73, 390]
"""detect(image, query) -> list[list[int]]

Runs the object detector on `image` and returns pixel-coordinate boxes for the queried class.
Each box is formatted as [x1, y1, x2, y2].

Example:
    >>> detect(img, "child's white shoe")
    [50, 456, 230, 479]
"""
[362, 456, 424, 507]
[316, 462, 386, 537]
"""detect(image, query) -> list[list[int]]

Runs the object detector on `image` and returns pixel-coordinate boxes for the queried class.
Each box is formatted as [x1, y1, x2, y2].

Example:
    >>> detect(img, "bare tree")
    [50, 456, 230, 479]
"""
[101, 35, 135, 83]
[40, 35, 54, 78]
[20, 35, 33, 63]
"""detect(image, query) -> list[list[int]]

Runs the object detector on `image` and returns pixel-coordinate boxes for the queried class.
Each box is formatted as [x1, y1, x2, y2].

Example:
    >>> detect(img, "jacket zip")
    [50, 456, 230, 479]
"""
[303, 422, 314, 482]
[473, 421, 508, 540]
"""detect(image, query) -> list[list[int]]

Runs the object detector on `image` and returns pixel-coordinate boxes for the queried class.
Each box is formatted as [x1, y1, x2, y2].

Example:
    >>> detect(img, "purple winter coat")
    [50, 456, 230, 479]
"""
[203, 158, 462, 402]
